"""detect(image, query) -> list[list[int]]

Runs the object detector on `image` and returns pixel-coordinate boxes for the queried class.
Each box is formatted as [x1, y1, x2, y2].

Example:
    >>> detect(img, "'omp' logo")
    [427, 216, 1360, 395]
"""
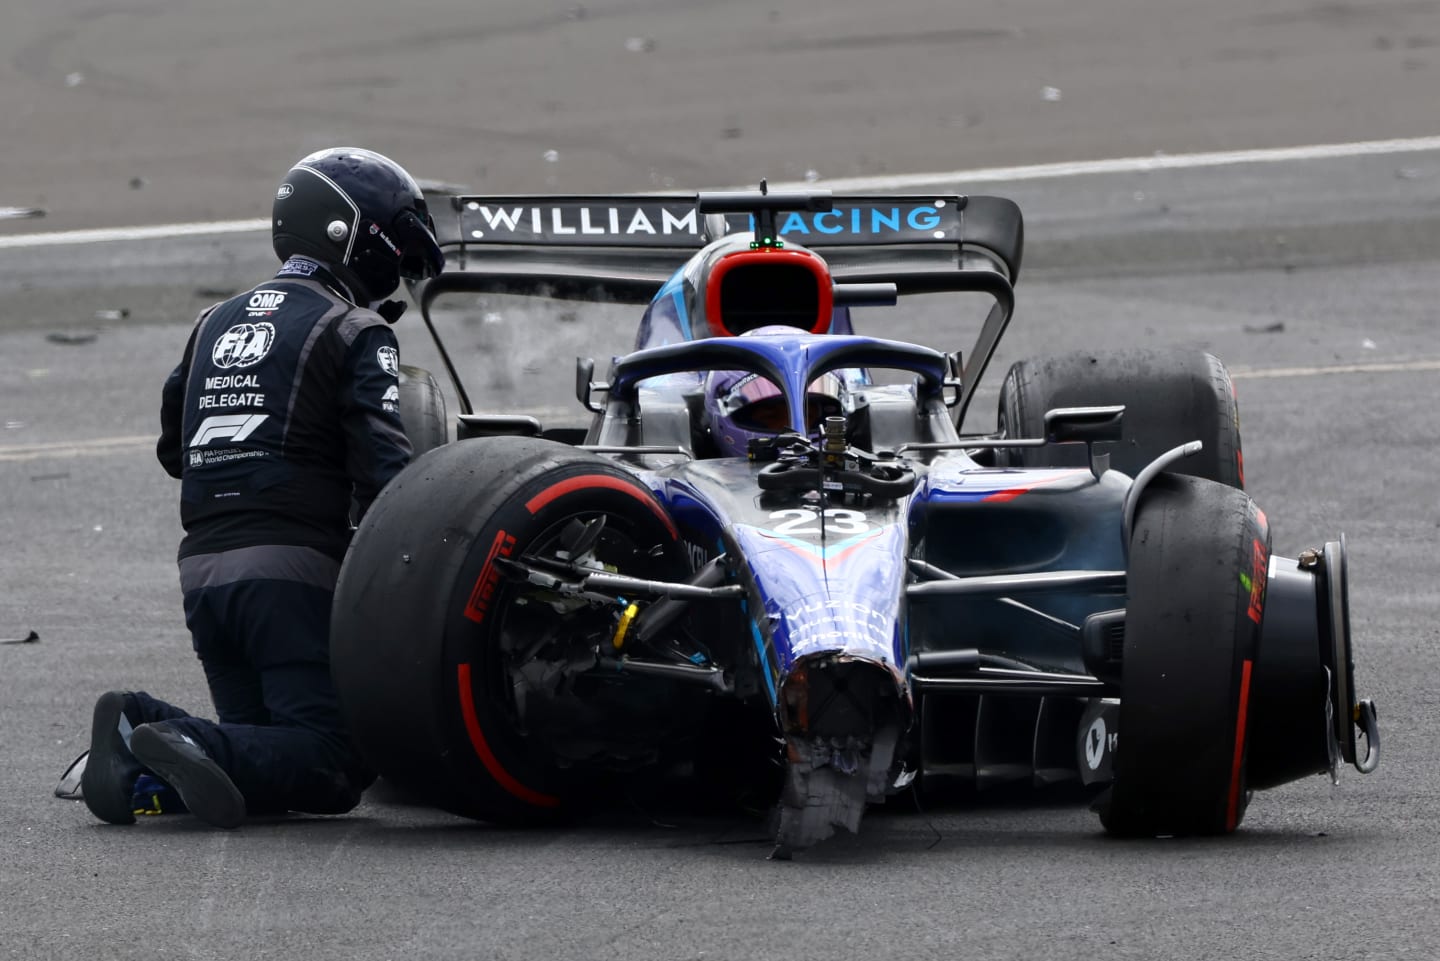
[212, 322, 276, 369]
[247, 289, 287, 316]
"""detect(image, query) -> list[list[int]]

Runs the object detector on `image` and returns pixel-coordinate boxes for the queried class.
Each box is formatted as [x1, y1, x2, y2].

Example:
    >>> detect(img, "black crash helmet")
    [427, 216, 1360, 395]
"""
[271, 147, 445, 302]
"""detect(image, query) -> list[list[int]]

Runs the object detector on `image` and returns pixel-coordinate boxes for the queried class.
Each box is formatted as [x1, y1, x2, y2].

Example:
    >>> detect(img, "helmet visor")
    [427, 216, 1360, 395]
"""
[722, 372, 844, 433]
[392, 207, 445, 281]
[731, 395, 843, 433]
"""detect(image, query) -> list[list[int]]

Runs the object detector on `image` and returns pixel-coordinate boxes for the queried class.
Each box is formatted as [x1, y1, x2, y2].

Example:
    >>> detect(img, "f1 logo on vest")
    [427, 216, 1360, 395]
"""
[189, 414, 268, 448]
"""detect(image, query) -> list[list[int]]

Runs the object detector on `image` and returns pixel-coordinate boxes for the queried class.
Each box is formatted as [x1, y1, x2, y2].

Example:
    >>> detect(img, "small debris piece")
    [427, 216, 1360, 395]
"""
[1362, 338, 1377, 350]
[65, 72, 85, 87]
[128, 177, 147, 190]
[543, 149, 560, 163]
[1243, 322, 1285, 333]
[1, 630, 40, 644]
[45, 331, 98, 345]
[0, 206, 46, 220]
[1041, 85, 1063, 102]
[624, 36, 657, 53]
[94, 308, 130, 321]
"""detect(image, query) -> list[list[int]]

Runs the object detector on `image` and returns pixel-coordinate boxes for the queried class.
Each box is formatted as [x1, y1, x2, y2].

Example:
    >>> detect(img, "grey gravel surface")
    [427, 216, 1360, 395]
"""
[4, 0, 1440, 232]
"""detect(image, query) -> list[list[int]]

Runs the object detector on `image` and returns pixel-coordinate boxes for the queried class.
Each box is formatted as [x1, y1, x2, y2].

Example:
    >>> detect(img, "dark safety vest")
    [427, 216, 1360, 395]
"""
[157, 261, 412, 561]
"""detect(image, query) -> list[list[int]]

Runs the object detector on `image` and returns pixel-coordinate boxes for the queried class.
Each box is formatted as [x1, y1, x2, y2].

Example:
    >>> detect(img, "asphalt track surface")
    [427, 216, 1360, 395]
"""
[3, 2, 1440, 959]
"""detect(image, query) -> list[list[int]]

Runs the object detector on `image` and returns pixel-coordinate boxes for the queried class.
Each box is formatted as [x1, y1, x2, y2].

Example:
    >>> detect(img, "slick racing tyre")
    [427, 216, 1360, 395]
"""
[331, 437, 685, 824]
[397, 364, 447, 456]
[997, 349, 1245, 488]
[1098, 473, 1271, 836]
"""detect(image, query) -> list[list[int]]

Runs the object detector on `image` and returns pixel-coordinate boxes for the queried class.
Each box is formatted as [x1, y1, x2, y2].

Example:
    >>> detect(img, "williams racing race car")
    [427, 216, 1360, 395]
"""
[328, 186, 1379, 855]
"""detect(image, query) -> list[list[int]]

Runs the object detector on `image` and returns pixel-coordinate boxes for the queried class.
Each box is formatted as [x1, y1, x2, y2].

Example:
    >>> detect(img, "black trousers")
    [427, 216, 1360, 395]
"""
[130, 545, 371, 815]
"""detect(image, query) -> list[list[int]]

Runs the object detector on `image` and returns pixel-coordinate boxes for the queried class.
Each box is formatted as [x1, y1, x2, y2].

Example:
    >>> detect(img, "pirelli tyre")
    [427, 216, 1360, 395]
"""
[1098, 473, 1271, 837]
[997, 349, 1245, 488]
[331, 436, 685, 824]
[397, 364, 447, 456]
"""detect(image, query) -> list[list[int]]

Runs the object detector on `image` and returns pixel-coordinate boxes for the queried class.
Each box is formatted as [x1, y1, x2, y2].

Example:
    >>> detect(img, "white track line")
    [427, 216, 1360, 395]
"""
[4, 135, 1440, 250]
[4, 360, 1435, 462]
[782, 134, 1440, 191]
[1229, 358, 1440, 379]
[0, 218, 269, 250]
[0, 435, 156, 463]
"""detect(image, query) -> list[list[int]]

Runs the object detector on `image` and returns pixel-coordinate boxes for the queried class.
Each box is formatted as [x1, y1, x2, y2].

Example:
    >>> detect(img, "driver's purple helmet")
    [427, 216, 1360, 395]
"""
[703, 327, 844, 458]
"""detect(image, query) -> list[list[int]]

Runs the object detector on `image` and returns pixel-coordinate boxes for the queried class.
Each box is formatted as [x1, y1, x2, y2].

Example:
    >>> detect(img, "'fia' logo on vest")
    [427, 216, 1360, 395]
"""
[212, 322, 276, 369]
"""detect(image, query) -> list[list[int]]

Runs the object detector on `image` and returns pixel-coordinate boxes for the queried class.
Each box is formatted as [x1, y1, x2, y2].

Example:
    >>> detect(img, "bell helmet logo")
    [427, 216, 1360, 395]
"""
[276, 183, 294, 200]
[369, 222, 400, 256]
[376, 346, 399, 376]
[212, 322, 276, 369]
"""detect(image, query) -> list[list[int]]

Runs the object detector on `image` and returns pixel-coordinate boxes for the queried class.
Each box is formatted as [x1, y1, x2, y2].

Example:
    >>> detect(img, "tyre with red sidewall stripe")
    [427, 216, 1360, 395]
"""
[997, 349, 1245, 488]
[332, 436, 684, 823]
[1098, 473, 1271, 836]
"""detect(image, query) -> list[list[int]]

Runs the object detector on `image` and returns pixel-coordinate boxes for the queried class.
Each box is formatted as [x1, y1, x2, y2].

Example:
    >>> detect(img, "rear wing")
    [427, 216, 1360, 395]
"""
[417, 191, 1023, 306]
[411, 188, 1023, 430]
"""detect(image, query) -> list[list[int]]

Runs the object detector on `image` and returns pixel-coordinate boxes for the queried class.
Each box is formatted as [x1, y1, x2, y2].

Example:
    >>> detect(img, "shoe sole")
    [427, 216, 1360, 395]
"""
[129, 726, 246, 829]
[80, 692, 137, 825]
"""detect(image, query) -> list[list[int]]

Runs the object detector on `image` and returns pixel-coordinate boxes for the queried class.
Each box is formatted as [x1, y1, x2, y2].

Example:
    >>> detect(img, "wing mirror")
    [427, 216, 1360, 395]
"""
[1044, 405, 1124, 479]
[942, 350, 963, 408]
[576, 357, 609, 413]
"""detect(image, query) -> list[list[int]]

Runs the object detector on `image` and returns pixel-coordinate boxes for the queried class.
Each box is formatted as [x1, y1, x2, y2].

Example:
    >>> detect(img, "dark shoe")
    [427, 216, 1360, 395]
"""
[129, 723, 246, 829]
[81, 691, 143, 825]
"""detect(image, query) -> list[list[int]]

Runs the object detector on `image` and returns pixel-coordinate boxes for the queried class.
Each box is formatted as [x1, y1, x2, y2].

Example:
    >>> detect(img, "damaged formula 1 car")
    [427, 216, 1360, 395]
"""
[329, 187, 1379, 855]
